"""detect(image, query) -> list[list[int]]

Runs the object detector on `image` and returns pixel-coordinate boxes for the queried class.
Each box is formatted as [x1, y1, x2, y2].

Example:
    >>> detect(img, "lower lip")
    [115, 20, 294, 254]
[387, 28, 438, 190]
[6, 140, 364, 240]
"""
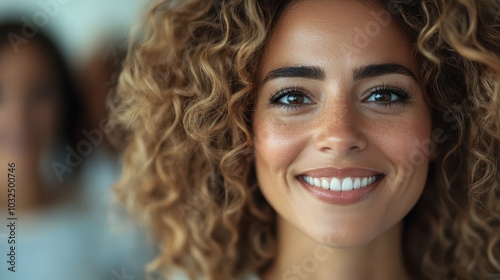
[299, 176, 383, 205]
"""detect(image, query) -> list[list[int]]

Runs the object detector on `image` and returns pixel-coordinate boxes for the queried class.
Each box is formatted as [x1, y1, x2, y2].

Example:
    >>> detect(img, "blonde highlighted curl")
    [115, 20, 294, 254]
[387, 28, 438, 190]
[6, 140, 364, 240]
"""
[108, 0, 500, 279]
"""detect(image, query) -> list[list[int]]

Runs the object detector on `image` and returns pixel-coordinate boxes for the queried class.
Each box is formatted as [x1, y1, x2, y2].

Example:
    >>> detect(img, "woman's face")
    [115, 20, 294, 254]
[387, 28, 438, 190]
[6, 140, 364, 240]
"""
[0, 42, 62, 163]
[253, 0, 432, 247]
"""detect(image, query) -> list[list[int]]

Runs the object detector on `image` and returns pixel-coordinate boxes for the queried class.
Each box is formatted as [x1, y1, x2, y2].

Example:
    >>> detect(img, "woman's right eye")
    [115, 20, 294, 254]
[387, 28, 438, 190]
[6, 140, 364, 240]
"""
[270, 88, 313, 109]
[277, 93, 312, 105]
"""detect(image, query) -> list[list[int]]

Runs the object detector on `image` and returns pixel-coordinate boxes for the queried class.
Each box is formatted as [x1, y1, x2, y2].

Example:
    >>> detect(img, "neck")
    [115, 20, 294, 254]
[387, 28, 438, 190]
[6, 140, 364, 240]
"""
[262, 218, 410, 280]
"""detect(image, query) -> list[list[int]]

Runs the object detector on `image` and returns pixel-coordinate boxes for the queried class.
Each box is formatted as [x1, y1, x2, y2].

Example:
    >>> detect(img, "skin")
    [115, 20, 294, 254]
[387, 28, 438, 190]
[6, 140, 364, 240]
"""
[0, 42, 62, 211]
[252, 0, 433, 279]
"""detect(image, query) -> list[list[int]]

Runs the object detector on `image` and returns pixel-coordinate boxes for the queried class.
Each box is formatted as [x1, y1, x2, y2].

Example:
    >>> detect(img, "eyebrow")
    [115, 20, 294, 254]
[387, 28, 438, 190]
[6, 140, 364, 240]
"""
[262, 66, 325, 83]
[353, 63, 417, 81]
[261, 63, 417, 84]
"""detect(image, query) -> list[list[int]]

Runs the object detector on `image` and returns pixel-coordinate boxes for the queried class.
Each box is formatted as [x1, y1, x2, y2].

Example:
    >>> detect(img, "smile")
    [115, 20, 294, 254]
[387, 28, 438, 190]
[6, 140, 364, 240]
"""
[301, 175, 380, 191]
[296, 167, 385, 204]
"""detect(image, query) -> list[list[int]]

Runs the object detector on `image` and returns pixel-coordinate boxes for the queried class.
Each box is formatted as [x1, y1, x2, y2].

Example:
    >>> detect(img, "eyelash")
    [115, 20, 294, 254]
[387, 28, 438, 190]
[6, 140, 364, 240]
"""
[365, 84, 412, 107]
[269, 86, 313, 110]
[269, 84, 412, 109]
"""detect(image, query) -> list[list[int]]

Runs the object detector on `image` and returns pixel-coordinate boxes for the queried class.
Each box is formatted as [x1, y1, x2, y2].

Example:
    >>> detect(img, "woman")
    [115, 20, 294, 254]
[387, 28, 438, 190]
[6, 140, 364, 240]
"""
[108, 0, 500, 279]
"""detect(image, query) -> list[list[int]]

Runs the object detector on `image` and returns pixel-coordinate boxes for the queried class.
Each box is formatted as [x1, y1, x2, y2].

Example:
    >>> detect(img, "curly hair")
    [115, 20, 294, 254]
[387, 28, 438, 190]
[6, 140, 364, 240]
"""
[107, 0, 500, 279]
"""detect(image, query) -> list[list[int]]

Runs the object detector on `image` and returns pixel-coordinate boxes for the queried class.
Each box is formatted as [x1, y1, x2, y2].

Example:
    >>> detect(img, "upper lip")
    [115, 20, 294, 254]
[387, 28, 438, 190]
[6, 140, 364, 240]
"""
[298, 167, 384, 179]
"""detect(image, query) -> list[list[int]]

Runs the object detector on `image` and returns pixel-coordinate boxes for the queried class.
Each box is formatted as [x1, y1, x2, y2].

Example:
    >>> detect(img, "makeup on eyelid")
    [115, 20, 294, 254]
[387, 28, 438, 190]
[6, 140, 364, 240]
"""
[268, 83, 413, 110]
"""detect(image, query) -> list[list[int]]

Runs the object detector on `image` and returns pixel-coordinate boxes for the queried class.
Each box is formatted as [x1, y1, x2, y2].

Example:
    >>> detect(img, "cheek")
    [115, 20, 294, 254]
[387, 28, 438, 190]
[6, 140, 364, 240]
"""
[369, 108, 433, 166]
[373, 113, 432, 213]
[31, 99, 62, 143]
[253, 114, 306, 177]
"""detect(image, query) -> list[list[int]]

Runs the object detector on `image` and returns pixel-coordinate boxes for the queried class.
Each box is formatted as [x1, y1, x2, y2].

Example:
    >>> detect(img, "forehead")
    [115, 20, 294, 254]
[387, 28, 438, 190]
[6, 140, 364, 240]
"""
[0, 42, 58, 85]
[259, 0, 416, 80]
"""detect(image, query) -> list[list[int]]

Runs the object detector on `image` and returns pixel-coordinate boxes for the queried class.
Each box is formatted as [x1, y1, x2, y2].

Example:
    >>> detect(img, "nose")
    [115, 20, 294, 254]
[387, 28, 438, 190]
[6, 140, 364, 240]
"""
[313, 104, 368, 156]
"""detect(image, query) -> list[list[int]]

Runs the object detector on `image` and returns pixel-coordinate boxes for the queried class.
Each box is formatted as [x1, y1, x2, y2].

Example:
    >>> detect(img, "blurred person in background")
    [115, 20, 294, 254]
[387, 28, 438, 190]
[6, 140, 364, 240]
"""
[0, 20, 96, 280]
[0, 21, 152, 280]
[0, 21, 82, 212]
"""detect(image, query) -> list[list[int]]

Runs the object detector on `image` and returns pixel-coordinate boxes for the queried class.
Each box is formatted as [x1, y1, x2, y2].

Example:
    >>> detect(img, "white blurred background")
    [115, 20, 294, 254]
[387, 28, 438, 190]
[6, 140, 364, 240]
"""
[0, 0, 147, 63]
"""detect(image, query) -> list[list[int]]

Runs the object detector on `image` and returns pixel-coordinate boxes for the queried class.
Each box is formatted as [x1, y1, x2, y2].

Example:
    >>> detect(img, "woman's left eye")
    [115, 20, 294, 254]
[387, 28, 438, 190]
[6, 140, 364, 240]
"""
[366, 91, 400, 102]
[364, 85, 412, 107]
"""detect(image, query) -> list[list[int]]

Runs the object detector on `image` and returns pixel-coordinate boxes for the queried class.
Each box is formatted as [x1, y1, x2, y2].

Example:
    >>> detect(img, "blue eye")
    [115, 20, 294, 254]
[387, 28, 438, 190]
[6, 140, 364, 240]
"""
[277, 92, 312, 105]
[365, 85, 412, 107]
[366, 91, 399, 102]
[270, 87, 313, 109]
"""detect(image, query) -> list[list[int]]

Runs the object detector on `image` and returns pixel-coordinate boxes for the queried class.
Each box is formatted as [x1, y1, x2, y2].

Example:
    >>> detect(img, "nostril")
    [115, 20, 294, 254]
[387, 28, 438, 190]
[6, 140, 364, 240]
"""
[313, 125, 368, 155]
[315, 136, 367, 156]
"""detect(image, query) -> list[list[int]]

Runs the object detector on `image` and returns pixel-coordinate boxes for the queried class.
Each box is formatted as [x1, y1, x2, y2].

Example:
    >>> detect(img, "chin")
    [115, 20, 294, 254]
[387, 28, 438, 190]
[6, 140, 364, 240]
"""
[306, 223, 383, 249]
[287, 203, 394, 249]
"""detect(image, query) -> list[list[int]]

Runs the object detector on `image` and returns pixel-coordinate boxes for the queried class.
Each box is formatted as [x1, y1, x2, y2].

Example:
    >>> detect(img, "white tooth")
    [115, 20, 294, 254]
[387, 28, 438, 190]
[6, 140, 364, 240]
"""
[371, 176, 376, 184]
[361, 177, 368, 188]
[367, 176, 372, 185]
[353, 178, 361, 189]
[330, 178, 341, 191]
[302, 176, 308, 184]
[313, 178, 321, 187]
[341, 177, 354, 191]
[321, 179, 329, 189]
[306, 176, 313, 185]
